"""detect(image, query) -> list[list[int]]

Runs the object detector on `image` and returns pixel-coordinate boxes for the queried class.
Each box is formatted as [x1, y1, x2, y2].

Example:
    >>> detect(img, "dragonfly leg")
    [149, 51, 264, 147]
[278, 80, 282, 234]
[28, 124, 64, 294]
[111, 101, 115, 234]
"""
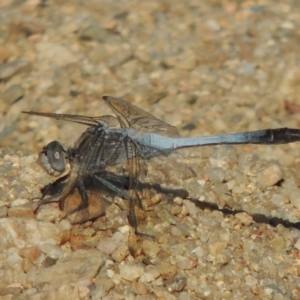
[93, 174, 130, 199]
[127, 191, 154, 239]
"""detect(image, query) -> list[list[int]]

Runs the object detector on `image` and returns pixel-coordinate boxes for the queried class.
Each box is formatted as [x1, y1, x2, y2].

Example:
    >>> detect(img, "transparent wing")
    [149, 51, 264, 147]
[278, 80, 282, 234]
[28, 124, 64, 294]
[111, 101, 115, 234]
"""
[103, 96, 180, 137]
[23, 96, 180, 138]
[22, 111, 120, 128]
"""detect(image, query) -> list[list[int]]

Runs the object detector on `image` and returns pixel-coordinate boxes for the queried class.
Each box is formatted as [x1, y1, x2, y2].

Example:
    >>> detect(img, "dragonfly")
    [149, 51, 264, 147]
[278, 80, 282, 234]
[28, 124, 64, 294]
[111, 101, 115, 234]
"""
[23, 96, 300, 235]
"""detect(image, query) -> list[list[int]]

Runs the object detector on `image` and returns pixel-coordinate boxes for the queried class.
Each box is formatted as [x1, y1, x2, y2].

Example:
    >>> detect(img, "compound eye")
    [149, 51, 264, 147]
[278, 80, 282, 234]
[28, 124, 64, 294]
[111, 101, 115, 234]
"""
[40, 141, 66, 175]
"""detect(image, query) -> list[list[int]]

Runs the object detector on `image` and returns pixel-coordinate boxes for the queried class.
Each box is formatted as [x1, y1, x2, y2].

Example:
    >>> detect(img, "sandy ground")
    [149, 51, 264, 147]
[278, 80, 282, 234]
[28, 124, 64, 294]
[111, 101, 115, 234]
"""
[1, 0, 300, 299]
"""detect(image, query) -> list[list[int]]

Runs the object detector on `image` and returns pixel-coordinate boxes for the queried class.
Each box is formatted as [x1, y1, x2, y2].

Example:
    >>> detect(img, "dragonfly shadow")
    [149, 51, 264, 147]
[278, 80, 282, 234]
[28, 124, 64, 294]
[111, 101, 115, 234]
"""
[40, 170, 189, 224]
[41, 173, 300, 231]
[188, 198, 300, 230]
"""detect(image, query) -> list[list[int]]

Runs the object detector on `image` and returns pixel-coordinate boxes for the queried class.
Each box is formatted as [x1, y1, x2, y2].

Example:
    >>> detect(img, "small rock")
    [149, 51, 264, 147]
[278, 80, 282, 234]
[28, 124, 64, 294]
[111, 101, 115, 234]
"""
[16, 18, 45, 36]
[288, 189, 300, 209]
[19, 246, 41, 262]
[44, 256, 57, 268]
[36, 41, 77, 68]
[0, 218, 64, 251]
[97, 237, 118, 255]
[39, 243, 64, 259]
[157, 261, 177, 279]
[22, 256, 34, 273]
[271, 194, 286, 207]
[119, 263, 144, 281]
[79, 25, 108, 42]
[154, 203, 177, 225]
[160, 69, 190, 86]
[143, 265, 160, 282]
[35, 249, 105, 286]
[88, 43, 133, 68]
[0, 285, 23, 296]
[282, 178, 300, 209]
[10, 199, 29, 206]
[36, 205, 63, 223]
[178, 291, 191, 300]
[132, 281, 147, 295]
[111, 245, 129, 262]
[162, 51, 197, 71]
[207, 167, 226, 183]
[32, 284, 81, 300]
[175, 256, 197, 270]
[235, 212, 253, 226]
[257, 164, 283, 188]
[269, 236, 286, 250]
[208, 241, 228, 256]
[226, 179, 236, 190]
[0, 206, 8, 218]
[90, 286, 106, 299]
[7, 252, 22, 264]
[294, 239, 300, 250]
[0, 84, 24, 114]
[141, 240, 160, 258]
[78, 285, 90, 299]
[0, 58, 29, 80]
[7, 204, 35, 219]
[139, 272, 155, 283]
[164, 274, 187, 292]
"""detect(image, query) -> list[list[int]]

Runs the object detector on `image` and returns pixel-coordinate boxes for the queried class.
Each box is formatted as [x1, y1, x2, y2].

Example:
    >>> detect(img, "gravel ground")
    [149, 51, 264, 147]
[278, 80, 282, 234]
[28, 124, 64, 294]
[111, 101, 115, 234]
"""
[1, 0, 300, 299]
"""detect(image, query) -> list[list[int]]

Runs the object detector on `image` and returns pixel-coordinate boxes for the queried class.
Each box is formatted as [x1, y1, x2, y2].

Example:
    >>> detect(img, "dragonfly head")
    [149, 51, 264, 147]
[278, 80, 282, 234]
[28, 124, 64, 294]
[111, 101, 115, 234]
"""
[39, 141, 70, 177]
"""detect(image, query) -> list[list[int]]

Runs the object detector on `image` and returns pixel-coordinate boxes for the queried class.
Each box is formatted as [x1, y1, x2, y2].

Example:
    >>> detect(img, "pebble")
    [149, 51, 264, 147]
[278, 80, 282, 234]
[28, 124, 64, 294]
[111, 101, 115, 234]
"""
[269, 236, 286, 250]
[257, 164, 283, 188]
[175, 256, 198, 270]
[164, 274, 187, 292]
[32, 284, 81, 300]
[161, 50, 197, 71]
[0, 206, 8, 218]
[0, 58, 29, 80]
[19, 246, 41, 262]
[235, 212, 253, 226]
[0, 285, 23, 296]
[97, 237, 118, 255]
[139, 272, 155, 283]
[294, 239, 300, 250]
[208, 241, 228, 257]
[154, 203, 177, 225]
[79, 25, 108, 42]
[36, 41, 77, 68]
[288, 189, 300, 209]
[119, 263, 144, 281]
[0, 218, 64, 251]
[36, 205, 63, 223]
[111, 244, 129, 262]
[157, 261, 177, 279]
[207, 166, 226, 183]
[7, 204, 35, 219]
[34, 249, 105, 286]
[39, 242, 64, 259]
[271, 194, 286, 207]
[0, 84, 24, 114]
[141, 240, 160, 258]
[10, 198, 29, 206]
[88, 43, 133, 68]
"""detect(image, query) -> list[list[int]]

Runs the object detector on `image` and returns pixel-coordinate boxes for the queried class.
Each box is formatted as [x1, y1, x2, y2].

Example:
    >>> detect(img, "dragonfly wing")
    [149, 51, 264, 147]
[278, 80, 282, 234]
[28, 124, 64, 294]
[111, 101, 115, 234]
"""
[23, 111, 119, 128]
[103, 96, 180, 137]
